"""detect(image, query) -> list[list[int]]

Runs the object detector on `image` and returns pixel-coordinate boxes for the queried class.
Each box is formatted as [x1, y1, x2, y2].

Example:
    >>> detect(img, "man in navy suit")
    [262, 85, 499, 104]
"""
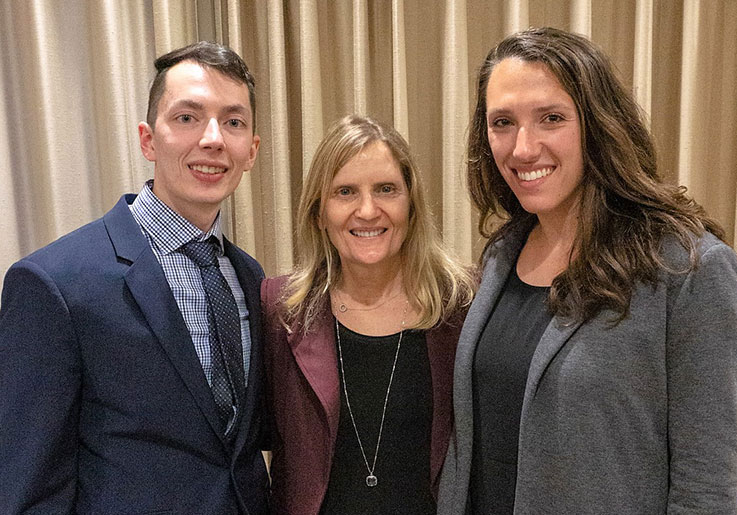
[0, 42, 269, 514]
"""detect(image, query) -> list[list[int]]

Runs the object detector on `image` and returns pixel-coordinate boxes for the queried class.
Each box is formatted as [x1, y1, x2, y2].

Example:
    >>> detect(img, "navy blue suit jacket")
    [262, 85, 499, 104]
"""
[0, 195, 269, 514]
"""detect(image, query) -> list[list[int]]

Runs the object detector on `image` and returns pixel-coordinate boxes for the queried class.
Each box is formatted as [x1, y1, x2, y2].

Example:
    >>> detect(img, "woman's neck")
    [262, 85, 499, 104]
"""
[332, 263, 416, 336]
[516, 210, 579, 287]
[336, 264, 404, 308]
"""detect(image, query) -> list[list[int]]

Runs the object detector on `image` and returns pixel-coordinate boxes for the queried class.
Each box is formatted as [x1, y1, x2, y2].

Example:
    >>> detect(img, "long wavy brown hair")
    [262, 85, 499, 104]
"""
[468, 27, 725, 323]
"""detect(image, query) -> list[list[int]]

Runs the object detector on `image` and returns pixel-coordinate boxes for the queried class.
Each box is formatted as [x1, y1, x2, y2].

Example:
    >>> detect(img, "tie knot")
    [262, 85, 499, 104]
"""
[180, 238, 220, 268]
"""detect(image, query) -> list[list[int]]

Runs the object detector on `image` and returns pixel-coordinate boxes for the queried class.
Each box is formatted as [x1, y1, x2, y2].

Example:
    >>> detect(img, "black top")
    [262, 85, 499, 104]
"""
[320, 322, 434, 515]
[470, 266, 553, 514]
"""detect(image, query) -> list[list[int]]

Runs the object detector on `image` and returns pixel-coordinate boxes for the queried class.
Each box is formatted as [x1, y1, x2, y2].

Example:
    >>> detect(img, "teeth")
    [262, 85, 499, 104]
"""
[352, 229, 384, 237]
[518, 167, 553, 182]
[190, 164, 225, 174]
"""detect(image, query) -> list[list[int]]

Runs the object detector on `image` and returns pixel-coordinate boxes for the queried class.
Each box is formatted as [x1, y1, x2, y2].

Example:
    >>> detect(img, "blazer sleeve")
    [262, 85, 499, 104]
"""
[0, 260, 81, 513]
[666, 243, 737, 513]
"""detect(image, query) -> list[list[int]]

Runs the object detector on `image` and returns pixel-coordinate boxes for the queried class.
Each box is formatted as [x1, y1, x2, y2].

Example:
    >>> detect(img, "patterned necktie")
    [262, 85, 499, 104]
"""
[180, 237, 245, 442]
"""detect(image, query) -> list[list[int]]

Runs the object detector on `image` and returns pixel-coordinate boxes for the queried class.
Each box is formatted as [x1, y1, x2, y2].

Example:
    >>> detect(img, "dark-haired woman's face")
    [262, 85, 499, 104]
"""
[485, 58, 584, 225]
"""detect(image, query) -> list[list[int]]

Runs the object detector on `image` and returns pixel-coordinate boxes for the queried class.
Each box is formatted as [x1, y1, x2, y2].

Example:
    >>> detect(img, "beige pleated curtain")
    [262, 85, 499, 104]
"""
[1, 0, 736, 291]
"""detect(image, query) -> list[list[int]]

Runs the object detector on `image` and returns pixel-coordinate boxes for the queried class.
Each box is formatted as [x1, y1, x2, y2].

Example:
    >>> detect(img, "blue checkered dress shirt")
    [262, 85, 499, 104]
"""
[129, 181, 251, 387]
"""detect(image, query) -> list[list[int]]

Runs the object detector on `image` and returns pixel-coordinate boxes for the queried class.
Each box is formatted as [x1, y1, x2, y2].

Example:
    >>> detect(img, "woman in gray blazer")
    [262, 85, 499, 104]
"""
[437, 27, 737, 514]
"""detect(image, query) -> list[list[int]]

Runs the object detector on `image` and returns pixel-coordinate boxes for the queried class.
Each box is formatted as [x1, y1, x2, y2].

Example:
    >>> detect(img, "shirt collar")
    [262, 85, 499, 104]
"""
[130, 180, 225, 255]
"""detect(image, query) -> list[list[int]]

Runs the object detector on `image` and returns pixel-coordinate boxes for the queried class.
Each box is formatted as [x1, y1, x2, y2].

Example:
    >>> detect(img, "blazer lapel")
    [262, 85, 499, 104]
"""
[223, 240, 264, 455]
[289, 308, 341, 443]
[451, 223, 532, 490]
[454, 232, 522, 404]
[520, 317, 583, 421]
[103, 196, 225, 444]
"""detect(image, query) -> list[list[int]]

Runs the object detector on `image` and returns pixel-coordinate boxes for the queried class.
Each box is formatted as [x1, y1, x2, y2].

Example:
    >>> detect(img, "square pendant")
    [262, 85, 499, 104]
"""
[366, 474, 378, 487]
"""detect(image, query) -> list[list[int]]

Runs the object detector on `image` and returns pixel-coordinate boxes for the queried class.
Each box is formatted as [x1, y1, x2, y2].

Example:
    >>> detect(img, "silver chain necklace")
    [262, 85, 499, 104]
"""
[336, 290, 402, 313]
[334, 302, 408, 488]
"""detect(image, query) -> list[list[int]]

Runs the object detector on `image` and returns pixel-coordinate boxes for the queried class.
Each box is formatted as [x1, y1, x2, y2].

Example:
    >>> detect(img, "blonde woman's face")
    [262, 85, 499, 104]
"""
[321, 141, 410, 274]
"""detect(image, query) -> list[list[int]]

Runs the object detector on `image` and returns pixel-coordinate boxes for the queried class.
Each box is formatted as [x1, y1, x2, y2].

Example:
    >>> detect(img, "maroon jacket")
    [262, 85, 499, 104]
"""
[261, 276, 463, 515]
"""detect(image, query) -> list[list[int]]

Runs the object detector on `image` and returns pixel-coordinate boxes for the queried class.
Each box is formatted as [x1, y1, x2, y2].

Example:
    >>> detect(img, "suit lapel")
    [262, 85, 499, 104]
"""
[289, 308, 341, 443]
[103, 196, 225, 444]
[223, 240, 264, 455]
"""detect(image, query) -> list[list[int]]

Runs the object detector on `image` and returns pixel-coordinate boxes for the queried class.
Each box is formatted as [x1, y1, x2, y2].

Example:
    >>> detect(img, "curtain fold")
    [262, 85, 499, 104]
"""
[1, 0, 735, 289]
[505, 0, 529, 32]
[678, 0, 737, 244]
[236, 0, 295, 271]
[633, 0, 653, 115]
[442, 0, 473, 262]
[298, 0, 324, 176]
[391, 0, 409, 139]
[152, 0, 198, 51]
[570, 0, 591, 35]
[353, 0, 369, 115]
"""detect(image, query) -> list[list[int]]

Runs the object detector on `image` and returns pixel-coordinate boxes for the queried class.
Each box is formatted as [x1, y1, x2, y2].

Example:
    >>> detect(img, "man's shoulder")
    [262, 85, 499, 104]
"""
[24, 218, 107, 265]
[17, 195, 136, 276]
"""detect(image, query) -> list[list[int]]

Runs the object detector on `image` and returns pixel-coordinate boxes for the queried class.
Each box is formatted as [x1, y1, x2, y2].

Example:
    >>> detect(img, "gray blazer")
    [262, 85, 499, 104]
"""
[438, 225, 737, 514]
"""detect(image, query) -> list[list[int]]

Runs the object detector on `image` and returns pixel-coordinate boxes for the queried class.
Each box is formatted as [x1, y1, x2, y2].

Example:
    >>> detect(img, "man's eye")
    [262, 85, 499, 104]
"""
[177, 114, 194, 123]
[227, 119, 244, 128]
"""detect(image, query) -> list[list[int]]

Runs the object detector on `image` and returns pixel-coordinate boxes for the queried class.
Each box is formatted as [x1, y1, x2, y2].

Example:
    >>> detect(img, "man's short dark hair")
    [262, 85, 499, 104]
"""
[146, 41, 256, 129]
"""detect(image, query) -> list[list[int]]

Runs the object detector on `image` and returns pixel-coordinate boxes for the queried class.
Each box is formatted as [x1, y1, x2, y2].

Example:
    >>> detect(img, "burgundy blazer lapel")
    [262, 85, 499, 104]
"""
[288, 310, 462, 495]
[288, 307, 341, 444]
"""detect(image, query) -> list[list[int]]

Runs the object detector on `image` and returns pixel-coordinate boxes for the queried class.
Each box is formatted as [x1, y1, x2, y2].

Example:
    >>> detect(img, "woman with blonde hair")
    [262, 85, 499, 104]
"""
[438, 27, 737, 514]
[262, 114, 475, 514]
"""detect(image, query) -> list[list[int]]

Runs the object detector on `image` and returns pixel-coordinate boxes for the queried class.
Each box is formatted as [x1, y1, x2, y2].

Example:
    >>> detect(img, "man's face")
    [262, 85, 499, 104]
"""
[138, 61, 260, 230]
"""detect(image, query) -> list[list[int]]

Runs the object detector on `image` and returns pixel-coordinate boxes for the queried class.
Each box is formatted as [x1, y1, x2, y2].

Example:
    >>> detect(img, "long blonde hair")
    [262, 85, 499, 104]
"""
[282, 114, 475, 333]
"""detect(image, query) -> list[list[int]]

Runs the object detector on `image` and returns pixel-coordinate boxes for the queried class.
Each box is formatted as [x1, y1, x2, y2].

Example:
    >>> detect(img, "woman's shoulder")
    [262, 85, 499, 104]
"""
[261, 274, 290, 308]
[660, 231, 736, 269]
[690, 232, 737, 273]
[658, 232, 737, 302]
[694, 231, 734, 254]
[262, 274, 290, 290]
[430, 307, 469, 337]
